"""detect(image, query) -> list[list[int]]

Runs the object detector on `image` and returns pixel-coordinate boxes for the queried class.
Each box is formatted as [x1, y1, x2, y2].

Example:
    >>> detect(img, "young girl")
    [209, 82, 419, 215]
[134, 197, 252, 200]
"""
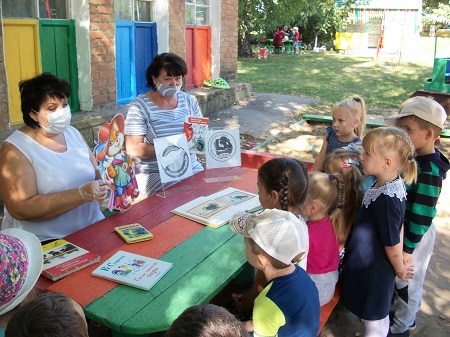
[313, 96, 367, 171]
[301, 171, 343, 306]
[323, 148, 364, 252]
[232, 157, 310, 315]
[340, 127, 416, 337]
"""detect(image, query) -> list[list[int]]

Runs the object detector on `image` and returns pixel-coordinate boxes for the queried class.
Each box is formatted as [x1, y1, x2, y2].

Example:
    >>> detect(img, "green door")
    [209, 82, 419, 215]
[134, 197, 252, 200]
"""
[39, 19, 80, 111]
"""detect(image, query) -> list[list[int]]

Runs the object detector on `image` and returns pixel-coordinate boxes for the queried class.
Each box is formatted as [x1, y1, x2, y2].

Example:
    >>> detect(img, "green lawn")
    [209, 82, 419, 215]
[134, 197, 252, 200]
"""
[237, 52, 432, 116]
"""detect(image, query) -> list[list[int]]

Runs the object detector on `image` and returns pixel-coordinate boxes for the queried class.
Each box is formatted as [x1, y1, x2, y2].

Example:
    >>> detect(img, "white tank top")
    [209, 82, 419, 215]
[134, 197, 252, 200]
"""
[1, 126, 104, 241]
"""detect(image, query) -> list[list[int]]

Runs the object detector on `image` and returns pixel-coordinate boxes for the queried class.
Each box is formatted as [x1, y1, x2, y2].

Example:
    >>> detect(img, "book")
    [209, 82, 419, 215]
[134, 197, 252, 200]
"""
[114, 223, 154, 243]
[171, 187, 262, 228]
[42, 239, 101, 281]
[184, 116, 209, 154]
[91, 250, 173, 291]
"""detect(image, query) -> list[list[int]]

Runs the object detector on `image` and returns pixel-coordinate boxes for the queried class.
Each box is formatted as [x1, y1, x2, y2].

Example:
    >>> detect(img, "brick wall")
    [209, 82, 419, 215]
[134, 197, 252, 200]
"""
[220, 0, 238, 81]
[0, 7, 10, 131]
[90, 0, 117, 110]
[168, 0, 186, 58]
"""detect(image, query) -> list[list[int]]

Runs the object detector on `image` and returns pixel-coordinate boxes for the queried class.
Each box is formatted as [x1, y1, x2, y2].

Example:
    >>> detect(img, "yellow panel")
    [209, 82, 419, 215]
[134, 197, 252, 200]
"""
[4, 19, 41, 125]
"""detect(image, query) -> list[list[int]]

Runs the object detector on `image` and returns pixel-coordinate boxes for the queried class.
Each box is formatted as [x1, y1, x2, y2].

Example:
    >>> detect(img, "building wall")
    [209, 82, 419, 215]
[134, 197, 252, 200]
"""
[90, 0, 116, 110]
[168, 0, 186, 58]
[0, 7, 9, 131]
[220, 0, 238, 81]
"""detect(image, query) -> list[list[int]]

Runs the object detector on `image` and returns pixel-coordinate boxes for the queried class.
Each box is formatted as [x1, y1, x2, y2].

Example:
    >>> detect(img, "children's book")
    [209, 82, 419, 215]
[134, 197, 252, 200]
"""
[184, 116, 209, 154]
[42, 240, 101, 281]
[171, 187, 262, 228]
[91, 250, 173, 291]
[114, 223, 154, 243]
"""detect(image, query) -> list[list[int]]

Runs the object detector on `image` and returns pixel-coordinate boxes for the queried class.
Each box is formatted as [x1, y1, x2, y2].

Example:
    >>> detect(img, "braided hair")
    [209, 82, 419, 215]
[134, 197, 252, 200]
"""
[258, 158, 309, 214]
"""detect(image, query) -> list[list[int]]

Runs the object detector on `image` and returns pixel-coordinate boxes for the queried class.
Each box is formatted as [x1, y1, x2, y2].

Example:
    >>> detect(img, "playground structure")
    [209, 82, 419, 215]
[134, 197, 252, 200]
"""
[412, 29, 450, 114]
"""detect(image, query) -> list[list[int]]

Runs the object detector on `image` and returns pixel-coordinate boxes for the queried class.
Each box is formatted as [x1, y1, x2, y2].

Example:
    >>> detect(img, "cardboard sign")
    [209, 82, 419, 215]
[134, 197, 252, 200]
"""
[205, 129, 241, 169]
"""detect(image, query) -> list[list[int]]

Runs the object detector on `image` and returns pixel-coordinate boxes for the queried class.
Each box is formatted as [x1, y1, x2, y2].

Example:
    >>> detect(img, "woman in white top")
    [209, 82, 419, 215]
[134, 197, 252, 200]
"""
[125, 53, 204, 196]
[0, 73, 109, 242]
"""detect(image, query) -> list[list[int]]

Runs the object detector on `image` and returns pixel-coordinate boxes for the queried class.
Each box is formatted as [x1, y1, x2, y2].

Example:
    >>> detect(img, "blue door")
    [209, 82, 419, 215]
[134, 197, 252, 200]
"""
[115, 22, 157, 104]
[135, 22, 157, 95]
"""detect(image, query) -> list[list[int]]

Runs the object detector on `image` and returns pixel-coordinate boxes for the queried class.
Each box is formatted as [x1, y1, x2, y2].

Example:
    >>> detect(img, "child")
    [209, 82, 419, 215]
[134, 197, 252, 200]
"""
[165, 304, 249, 337]
[5, 292, 88, 337]
[232, 157, 310, 314]
[385, 97, 450, 337]
[230, 209, 320, 337]
[292, 27, 301, 54]
[0, 229, 43, 333]
[340, 127, 416, 337]
[313, 96, 367, 171]
[301, 172, 343, 306]
[323, 148, 364, 251]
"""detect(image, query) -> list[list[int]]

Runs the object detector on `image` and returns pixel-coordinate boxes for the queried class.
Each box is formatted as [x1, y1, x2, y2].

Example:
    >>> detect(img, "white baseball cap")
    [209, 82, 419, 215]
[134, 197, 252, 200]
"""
[385, 96, 447, 129]
[230, 209, 308, 265]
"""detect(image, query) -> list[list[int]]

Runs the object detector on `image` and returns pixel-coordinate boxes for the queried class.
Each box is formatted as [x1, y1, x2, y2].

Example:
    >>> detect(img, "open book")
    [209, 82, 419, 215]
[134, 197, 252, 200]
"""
[171, 187, 262, 228]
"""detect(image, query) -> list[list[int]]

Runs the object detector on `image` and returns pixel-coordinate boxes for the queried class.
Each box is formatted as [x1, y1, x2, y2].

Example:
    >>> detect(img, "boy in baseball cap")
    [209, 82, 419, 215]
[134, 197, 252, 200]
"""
[385, 97, 450, 336]
[230, 209, 319, 337]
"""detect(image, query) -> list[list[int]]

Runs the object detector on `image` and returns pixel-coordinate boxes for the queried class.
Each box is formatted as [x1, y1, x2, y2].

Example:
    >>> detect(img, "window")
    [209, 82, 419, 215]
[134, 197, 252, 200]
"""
[185, 0, 210, 26]
[3, 0, 68, 19]
[114, 0, 154, 22]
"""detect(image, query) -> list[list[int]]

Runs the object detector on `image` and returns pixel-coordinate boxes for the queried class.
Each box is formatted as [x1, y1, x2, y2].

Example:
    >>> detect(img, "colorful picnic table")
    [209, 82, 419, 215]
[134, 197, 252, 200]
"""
[38, 150, 291, 336]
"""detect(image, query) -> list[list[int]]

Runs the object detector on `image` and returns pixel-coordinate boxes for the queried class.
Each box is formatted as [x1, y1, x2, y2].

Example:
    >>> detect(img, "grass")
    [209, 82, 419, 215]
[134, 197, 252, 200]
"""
[237, 51, 432, 117]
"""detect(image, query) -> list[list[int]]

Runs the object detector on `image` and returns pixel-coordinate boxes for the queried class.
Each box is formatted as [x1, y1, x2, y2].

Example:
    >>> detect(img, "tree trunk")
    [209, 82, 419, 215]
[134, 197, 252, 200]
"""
[238, 19, 253, 57]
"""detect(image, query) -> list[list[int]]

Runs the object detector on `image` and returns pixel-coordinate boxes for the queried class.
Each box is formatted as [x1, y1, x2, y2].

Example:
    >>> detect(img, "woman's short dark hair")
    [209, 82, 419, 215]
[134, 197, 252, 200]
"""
[5, 292, 88, 337]
[165, 304, 249, 337]
[19, 72, 70, 128]
[145, 53, 188, 88]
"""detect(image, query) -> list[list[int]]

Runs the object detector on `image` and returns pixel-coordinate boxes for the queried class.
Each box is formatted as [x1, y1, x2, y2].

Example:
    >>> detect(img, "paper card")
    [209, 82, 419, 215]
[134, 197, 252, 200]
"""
[184, 116, 209, 154]
[186, 199, 231, 219]
[154, 134, 193, 184]
[205, 129, 241, 169]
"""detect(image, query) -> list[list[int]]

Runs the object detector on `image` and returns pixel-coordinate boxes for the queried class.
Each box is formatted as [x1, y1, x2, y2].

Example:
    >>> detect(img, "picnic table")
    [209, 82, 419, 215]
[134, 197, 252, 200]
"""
[35, 150, 345, 336]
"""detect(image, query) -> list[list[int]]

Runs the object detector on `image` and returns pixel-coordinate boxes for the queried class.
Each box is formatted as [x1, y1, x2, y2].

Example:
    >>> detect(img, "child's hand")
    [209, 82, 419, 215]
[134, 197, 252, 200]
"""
[396, 262, 414, 282]
[402, 252, 413, 264]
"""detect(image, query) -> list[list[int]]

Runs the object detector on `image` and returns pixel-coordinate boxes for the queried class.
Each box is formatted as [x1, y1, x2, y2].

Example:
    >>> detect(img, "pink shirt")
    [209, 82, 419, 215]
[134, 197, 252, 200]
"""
[306, 216, 340, 274]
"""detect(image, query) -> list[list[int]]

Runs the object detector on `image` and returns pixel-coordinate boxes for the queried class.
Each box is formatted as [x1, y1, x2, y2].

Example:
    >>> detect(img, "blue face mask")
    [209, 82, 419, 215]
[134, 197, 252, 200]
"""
[156, 82, 182, 98]
[36, 105, 72, 134]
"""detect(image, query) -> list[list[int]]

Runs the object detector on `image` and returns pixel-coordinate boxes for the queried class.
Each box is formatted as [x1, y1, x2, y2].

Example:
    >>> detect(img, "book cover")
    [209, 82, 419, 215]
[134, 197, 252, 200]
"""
[42, 239, 101, 282]
[184, 116, 209, 154]
[91, 250, 173, 291]
[115, 223, 154, 243]
[171, 187, 262, 228]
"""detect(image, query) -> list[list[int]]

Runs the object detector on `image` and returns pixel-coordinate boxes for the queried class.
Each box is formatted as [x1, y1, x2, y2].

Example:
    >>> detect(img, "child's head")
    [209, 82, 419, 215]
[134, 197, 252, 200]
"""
[257, 158, 309, 214]
[165, 304, 249, 337]
[302, 172, 344, 218]
[323, 148, 364, 243]
[0, 229, 43, 317]
[230, 209, 308, 270]
[361, 127, 417, 185]
[385, 96, 446, 146]
[5, 292, 88, 337]
[333, 96, 366, 137]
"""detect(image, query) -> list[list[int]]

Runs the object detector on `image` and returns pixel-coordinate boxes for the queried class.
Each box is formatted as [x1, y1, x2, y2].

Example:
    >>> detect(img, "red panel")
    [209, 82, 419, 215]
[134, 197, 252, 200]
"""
[194, 26, 211, 87]
[185, 26, 195, 89]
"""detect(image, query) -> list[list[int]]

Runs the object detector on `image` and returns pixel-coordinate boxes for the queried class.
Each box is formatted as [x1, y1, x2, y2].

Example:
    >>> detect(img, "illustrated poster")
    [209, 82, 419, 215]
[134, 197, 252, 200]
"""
[205, 128, 241, 169]
[184, 116, 209, 154]
[154, 134, 193, 184]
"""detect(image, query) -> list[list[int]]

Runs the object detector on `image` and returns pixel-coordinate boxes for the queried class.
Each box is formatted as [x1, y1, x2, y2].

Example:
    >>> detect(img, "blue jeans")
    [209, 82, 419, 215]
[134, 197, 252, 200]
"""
[390, 223, 436, 333]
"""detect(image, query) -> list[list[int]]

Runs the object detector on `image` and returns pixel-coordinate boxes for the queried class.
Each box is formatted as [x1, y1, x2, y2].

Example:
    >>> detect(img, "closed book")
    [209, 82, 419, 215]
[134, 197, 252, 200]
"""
[114, 223, 154, 243]
[171, 187, 262, 228]
[42, 239, 100, 281]
[91, 250, 173, 291]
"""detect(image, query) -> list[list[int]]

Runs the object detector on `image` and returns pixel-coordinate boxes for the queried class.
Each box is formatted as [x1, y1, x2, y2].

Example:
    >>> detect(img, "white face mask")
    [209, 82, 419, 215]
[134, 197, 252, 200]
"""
[156, 82, 182, 98]
[36, 105, 72, 134]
